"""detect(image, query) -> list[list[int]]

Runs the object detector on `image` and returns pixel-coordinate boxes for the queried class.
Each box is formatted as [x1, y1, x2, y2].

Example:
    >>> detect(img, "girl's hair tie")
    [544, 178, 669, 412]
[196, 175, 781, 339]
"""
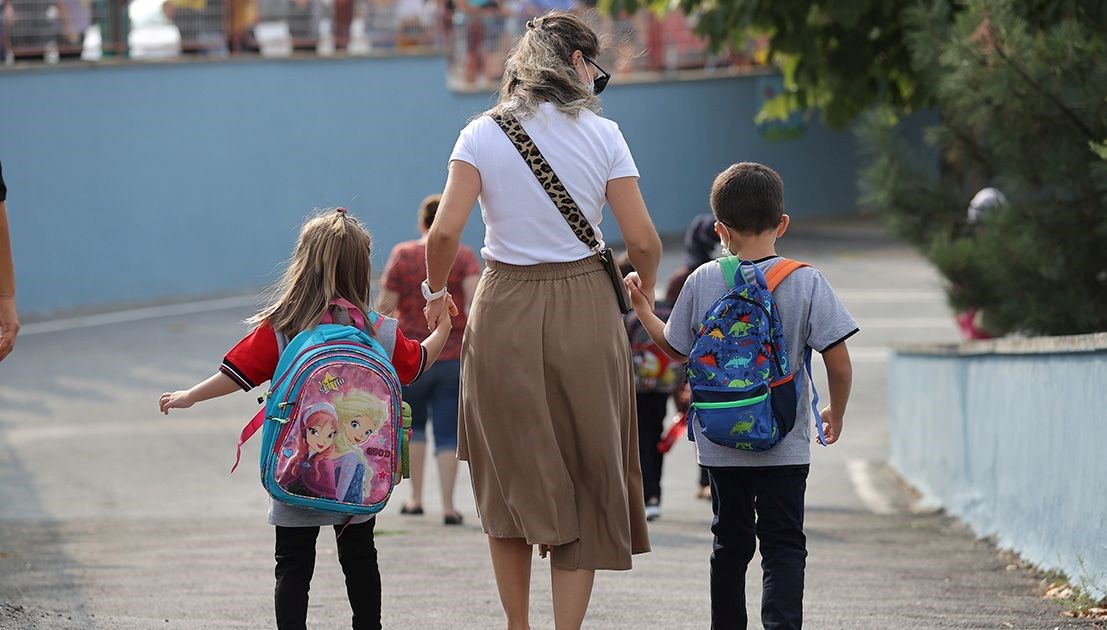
[335, 207, 347, 215]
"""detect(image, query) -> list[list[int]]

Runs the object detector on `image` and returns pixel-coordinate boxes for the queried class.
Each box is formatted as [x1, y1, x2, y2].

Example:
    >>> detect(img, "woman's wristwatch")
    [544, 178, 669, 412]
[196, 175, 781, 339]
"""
[421, 279, 448, 301]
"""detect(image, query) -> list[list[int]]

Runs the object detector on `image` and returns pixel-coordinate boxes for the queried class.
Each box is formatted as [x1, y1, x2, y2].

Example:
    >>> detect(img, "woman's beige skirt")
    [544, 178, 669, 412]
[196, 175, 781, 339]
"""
[457, 256, 651, 571]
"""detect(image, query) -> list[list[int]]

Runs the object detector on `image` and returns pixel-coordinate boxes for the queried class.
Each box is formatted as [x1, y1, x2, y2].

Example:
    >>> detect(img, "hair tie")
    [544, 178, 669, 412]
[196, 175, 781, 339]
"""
[335, 207, 347, 215]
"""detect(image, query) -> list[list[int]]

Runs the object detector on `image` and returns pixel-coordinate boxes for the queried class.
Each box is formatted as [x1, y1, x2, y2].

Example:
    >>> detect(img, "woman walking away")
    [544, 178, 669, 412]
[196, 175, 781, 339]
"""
[378, 194, 482, 525]
[424, 11, 661, 629]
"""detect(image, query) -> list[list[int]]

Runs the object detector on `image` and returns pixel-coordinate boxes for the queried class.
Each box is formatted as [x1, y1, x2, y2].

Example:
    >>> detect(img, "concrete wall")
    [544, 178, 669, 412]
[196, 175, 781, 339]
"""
[889, 335, 1107, 599]
[2, 56, 871, 316]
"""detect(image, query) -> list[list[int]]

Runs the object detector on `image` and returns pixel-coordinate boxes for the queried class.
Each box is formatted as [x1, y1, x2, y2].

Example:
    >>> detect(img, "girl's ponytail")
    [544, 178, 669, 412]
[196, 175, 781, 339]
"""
[250, 208, 375, 338]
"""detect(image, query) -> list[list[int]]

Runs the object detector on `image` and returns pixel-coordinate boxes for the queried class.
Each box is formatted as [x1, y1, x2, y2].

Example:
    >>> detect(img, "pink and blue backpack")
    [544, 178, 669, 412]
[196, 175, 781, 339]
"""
[232, 299, 411, 515]
[686, 257, 825, 451]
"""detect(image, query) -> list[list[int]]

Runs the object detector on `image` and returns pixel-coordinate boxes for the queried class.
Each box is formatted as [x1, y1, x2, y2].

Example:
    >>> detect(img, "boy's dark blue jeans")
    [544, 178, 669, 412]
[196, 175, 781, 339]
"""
[707, 464, 809, 630]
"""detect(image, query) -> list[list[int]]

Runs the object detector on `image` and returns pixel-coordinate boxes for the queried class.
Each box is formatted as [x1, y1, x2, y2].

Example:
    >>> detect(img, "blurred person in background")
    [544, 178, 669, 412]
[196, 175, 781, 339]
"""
[954, 187, 1007, 340]
[666, 213, 717, 499]
[453, 0, 505, 87]
[618, 253, 683, 522]
[0, 160, 18, 361]
[377, 194, 481, 525]
[227, 0, 255, 50]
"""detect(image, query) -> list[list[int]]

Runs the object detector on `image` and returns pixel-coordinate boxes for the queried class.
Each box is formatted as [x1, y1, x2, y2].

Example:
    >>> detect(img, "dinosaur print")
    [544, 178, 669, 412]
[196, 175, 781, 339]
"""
[730, 419, 755, 435]
[728, 378, 754, 388]
[724, 356, 753, 369]
[728, 321, 753, 336]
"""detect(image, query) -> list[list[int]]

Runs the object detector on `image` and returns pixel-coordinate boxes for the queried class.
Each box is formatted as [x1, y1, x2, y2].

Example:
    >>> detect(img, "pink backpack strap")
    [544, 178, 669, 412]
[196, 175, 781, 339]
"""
[231, 406, 266, 473]
[321, 298, 375, 333]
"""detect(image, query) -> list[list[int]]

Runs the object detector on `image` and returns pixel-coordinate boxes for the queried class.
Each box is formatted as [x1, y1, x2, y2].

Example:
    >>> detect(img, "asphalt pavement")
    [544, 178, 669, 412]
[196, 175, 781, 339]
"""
[0, 219, 1093, 629]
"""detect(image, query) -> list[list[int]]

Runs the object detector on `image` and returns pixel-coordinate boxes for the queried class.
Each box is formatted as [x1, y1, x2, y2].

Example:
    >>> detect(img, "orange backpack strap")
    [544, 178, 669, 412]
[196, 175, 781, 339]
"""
[765, 258, 811, 291]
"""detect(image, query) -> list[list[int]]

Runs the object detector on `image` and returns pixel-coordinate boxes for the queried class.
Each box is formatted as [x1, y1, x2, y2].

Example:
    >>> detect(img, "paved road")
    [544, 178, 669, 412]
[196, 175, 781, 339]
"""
[0, 220, 1091, 629]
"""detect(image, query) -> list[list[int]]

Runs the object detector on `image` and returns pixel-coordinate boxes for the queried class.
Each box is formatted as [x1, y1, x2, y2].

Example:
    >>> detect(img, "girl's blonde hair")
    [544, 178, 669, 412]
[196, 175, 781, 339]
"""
[333, 390, 388, 446]
[332, 391, 387, 499]
[490, 11, 601, 120]
[250, 209, 374, 338]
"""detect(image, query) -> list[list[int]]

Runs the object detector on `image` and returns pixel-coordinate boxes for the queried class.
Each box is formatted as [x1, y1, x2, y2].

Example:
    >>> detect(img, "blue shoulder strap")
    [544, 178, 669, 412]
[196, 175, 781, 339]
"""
[718, 256, 770, 290]
[798, 347, 827, 446]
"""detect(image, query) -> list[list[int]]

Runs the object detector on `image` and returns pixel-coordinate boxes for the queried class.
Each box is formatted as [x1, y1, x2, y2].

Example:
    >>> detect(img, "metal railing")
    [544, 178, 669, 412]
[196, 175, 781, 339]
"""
[2, 0, 767, 80]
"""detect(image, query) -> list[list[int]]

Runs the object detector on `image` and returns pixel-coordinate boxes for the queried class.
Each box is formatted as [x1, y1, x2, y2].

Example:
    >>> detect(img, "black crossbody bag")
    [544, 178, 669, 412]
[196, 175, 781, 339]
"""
[491, 112, 631, 314]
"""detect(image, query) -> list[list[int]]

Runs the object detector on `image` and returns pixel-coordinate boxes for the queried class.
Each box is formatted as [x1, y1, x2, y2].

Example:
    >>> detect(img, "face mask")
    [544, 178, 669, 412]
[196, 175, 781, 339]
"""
[582, 55, 609, 95]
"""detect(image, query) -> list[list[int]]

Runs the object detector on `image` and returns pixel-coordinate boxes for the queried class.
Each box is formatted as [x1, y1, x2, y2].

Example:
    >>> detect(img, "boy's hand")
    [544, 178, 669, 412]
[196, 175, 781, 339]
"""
[160, 390, 194, 415]
[818, 406, 843, 445]
[624, 272, 655, 312]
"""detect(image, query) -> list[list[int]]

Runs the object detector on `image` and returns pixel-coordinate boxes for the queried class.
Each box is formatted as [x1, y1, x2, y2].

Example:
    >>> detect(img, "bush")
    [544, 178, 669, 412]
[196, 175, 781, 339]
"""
[859, 0, 1107, 336]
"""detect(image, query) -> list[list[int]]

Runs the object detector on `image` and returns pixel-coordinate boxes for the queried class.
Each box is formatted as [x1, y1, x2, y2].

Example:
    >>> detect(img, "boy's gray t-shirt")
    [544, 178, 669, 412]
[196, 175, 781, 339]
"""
[664, 256, 858, 467]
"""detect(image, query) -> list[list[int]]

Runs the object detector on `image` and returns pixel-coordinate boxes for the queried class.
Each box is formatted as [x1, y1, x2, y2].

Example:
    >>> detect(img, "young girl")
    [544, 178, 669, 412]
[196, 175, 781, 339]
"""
[158, 208, 452, 630]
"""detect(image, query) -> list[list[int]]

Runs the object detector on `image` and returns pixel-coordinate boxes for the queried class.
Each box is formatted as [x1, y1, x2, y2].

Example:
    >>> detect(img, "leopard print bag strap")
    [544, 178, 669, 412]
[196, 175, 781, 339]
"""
[490, 112, 631, 314]
[490, 113, 601, 251]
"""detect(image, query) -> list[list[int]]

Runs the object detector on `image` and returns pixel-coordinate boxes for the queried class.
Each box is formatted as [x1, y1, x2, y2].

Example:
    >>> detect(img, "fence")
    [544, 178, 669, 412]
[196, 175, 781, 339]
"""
[2, 0, 765, 78]
[1, 0, 440, 61]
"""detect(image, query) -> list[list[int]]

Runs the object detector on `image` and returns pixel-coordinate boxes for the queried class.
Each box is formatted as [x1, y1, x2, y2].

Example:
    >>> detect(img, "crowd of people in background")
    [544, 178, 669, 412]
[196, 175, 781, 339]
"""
[0, 0, 768, 88]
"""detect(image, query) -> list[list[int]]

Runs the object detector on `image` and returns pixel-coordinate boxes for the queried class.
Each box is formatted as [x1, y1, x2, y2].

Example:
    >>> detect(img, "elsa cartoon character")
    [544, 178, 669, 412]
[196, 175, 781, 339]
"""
[332, 391, 389, 505]
[277, 401, 340, 500]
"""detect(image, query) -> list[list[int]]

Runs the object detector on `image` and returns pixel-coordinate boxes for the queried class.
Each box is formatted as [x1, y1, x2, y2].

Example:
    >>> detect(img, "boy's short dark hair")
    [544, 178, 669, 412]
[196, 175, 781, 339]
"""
[710, 162, 784, 234]
[419, 194, 442, 231]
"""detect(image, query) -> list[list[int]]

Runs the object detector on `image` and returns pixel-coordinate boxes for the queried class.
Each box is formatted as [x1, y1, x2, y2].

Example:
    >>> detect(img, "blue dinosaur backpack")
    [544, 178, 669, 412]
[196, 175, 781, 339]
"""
[231, 299, 412, 516]
[686, 257, 825, 451]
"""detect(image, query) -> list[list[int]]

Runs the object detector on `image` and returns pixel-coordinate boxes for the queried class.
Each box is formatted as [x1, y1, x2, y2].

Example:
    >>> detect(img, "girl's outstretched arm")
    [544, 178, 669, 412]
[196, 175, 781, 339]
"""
[160, 372, 241, 414]
[418, 303, 453, 367]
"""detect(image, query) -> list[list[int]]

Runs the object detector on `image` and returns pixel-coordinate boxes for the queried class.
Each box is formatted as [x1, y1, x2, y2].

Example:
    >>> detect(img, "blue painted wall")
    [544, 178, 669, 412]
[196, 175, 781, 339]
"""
[889, 347, 1107, 599]
[2, 56, 869, 315]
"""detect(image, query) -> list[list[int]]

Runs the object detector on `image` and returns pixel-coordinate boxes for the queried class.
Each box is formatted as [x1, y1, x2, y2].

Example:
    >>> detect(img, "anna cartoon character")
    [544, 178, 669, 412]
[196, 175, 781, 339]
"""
[276, 401, 341, 500]
[332, 391, 389, 504]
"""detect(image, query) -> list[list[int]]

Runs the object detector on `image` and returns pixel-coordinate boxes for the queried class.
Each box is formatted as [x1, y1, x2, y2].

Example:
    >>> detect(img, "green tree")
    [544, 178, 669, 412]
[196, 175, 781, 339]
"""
[603, 0, 953, 128]
[611, 0, 1107, 334]
[858, 1, 1107, 335]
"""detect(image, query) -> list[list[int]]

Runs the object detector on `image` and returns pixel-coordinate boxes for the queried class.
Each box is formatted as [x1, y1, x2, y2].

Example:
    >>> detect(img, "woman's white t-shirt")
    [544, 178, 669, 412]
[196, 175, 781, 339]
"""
[449, 102, 640, 265]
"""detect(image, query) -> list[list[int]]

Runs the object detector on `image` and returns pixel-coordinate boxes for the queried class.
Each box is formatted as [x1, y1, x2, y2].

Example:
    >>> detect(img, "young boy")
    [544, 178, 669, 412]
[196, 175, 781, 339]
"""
[626, 162, 857, 629]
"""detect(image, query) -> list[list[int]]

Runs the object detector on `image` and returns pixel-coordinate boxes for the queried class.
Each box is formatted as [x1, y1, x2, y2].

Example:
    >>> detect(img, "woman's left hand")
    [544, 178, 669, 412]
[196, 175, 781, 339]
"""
[424, 293, 459, 330]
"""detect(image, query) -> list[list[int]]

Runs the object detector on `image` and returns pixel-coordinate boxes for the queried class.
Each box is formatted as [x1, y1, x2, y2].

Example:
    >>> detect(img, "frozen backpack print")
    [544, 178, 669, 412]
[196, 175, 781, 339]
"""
[232, 299, 413, 516]
[686, 257, 825, 451]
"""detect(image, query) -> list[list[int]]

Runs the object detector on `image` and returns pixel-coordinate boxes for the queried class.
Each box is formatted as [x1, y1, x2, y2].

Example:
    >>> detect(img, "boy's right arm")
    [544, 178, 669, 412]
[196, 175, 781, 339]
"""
[160, 372, 241, 415]
[626, 275, 687, 363]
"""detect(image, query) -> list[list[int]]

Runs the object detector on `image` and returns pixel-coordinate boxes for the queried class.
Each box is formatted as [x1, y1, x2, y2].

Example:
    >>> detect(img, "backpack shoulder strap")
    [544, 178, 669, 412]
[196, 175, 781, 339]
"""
[765, 258, 811, 291]
[372, 314, 398, 360]
[718, 256, 741, 289]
